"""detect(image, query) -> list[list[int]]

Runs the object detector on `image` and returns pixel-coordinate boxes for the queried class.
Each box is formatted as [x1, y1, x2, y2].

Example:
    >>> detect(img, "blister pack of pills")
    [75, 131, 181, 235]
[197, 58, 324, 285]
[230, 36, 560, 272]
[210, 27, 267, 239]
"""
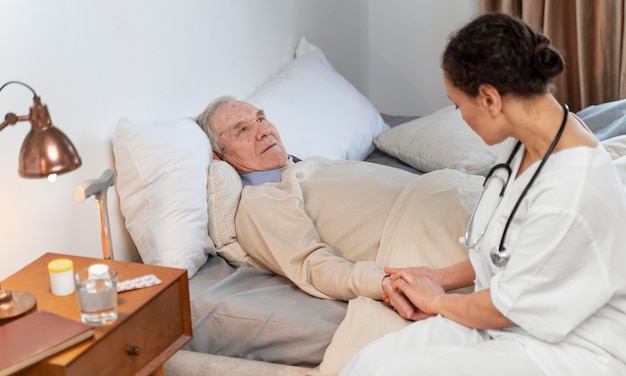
[117, 274, 162, 292]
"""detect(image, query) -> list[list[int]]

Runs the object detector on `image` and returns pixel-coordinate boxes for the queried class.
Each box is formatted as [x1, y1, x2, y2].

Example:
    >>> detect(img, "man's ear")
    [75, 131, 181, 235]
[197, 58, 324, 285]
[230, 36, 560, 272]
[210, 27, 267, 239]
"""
[212, 150, 223, 161]
[477, 84, 502, 116]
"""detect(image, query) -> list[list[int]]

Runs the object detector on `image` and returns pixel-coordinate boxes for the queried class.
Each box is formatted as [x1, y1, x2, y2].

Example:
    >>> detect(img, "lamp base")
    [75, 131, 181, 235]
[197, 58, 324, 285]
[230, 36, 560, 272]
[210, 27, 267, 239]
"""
[0, 288, 37, 319]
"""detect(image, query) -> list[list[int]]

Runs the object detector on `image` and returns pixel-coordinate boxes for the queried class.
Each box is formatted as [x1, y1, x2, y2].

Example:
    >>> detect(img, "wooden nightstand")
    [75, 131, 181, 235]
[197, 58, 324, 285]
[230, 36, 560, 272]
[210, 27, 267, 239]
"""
[1, 252, 192, 376]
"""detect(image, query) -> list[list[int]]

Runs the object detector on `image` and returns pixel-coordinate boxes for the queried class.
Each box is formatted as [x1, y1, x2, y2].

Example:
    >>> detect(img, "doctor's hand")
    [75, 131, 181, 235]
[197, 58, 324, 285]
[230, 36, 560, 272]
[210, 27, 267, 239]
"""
[384, 266, 441, 287]
[382, 272, 434, 321]
[386, 261, 476, 293]
[390, 270, 445, 320]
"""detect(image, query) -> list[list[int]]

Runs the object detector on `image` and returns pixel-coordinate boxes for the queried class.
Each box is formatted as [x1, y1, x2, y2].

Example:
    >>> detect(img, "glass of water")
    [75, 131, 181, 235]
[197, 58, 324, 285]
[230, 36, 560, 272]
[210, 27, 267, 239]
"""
[75, 264, 118, 325]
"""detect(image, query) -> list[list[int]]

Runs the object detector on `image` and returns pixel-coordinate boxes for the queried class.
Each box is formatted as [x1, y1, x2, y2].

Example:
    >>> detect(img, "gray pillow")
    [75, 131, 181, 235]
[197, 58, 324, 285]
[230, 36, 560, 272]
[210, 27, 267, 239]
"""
[374, 105, 507, 176]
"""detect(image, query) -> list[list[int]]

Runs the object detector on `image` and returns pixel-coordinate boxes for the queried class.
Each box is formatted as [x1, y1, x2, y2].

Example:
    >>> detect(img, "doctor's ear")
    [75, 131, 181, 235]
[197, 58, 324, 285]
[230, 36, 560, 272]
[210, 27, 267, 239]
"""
[478, 84, 502, 115]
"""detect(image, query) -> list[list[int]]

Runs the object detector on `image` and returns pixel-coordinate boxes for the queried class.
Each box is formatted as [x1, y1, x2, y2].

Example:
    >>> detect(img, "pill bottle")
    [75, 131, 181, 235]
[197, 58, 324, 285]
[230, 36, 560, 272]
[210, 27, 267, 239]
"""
[48, 258, 75, 296]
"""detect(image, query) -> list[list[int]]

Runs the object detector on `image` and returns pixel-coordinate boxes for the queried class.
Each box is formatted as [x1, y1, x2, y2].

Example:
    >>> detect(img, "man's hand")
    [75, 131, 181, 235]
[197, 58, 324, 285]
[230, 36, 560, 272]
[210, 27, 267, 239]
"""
[390, 270, 445, 319]
[381, 265, 448, 321]
[382, 273, 433, 321]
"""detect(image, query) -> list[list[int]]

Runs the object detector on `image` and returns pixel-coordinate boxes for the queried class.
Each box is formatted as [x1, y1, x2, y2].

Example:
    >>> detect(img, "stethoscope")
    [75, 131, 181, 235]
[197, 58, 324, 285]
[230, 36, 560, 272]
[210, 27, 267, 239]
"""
[462, 103, 569, 267]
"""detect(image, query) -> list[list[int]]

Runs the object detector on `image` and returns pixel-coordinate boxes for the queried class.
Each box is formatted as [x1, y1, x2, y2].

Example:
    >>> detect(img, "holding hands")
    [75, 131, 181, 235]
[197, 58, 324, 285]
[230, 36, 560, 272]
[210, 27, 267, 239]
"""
[381, 266, 445, 321]
[381, 260, 476, 321]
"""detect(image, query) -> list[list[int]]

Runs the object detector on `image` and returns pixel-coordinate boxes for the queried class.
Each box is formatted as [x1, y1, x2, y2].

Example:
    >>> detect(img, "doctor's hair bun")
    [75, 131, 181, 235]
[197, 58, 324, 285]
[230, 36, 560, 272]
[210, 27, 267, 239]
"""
[441, 12, 565, 98]
[533, 34, 565, 80]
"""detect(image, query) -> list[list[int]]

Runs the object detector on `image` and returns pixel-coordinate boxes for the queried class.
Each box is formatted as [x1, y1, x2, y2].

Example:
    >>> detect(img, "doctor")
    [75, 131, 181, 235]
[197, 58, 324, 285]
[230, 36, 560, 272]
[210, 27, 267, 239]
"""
[344, 13, 626, 376]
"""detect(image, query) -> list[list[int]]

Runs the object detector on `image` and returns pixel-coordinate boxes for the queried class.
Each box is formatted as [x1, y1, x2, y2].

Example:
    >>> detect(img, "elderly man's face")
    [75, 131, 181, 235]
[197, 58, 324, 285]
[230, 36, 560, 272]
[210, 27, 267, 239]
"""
[211, 101, 288, 174]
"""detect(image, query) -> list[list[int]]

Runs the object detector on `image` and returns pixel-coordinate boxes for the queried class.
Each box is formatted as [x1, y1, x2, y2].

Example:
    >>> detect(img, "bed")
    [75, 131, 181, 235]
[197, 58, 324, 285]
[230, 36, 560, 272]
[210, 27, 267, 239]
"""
[111, 38, 626, 376]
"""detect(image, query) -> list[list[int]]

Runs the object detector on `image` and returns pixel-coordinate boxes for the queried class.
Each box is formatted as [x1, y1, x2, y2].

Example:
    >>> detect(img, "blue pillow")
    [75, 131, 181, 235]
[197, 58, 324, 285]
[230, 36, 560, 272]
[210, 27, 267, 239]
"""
[577, 99, 626, 140]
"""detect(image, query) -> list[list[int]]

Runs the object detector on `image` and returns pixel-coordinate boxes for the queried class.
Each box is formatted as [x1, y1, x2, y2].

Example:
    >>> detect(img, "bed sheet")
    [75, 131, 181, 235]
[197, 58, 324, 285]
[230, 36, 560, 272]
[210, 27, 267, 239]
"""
[186, 255, 347, 367]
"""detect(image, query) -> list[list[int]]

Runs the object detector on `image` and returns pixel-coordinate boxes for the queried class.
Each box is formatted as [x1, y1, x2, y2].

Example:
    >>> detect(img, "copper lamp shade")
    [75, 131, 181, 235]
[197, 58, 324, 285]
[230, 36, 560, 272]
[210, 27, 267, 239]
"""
[0, 81, 81, 178]
[18, 96, 82, 178]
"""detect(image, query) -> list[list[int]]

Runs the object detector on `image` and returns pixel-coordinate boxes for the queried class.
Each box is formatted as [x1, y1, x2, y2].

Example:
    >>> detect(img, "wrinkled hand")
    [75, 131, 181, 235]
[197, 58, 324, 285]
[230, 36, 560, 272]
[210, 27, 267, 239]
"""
[382, 271, 442, 321]
[382, 275, 422, 320]
[382, 265, 445, 320]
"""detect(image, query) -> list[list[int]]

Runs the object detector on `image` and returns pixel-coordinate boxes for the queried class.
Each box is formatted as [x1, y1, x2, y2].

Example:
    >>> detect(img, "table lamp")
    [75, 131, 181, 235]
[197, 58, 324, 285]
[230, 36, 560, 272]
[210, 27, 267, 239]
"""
[0, 80, 82, 319]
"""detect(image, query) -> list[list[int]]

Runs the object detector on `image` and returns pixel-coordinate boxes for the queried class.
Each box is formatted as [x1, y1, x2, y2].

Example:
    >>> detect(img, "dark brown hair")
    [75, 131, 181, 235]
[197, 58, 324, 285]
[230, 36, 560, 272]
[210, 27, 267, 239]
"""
[442, 13, 564, 97]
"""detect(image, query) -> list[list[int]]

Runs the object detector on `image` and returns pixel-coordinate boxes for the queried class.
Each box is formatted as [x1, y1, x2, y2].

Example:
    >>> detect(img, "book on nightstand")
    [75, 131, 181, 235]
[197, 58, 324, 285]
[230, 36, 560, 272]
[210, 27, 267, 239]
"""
[0, 310, 94, 376]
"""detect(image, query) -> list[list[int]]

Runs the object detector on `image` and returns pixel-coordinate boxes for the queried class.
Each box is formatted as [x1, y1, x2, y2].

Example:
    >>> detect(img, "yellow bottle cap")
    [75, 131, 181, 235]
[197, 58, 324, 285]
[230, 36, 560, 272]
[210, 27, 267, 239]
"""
[48, 258, 74, 273]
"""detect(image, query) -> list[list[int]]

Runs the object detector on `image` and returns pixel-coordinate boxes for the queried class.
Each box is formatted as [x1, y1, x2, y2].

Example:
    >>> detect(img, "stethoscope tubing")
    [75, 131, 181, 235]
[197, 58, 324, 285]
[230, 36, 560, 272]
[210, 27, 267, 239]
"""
[463, 103, 570, 267]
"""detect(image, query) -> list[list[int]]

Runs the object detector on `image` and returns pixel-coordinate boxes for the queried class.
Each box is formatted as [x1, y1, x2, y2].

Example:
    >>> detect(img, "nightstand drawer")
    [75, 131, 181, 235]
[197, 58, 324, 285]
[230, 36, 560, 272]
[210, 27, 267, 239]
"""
[66, 280, 187, 375]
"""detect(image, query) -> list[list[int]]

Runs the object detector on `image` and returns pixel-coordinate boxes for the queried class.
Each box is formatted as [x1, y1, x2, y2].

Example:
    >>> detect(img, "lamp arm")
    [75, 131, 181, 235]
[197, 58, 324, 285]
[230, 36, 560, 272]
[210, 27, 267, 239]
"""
[0, 81, 39, 132]
[0, 113, 30, 132]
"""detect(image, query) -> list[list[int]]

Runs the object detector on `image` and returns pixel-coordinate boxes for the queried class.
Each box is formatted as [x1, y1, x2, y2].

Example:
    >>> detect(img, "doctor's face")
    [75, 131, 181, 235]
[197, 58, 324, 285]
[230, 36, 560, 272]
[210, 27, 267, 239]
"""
[210, 101, 288, 174]
[443, 74, 503, 145]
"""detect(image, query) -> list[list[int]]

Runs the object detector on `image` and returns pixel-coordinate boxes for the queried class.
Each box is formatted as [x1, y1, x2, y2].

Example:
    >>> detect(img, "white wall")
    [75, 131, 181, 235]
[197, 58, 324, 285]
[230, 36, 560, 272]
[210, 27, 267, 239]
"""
[0, 0, 477, 280]
[369, 0, 480, 115]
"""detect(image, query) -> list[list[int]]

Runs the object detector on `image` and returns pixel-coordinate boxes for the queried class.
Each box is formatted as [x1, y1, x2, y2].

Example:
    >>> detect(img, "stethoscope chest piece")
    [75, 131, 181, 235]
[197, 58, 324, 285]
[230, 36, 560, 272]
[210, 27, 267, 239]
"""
[490, 246, 510, 268]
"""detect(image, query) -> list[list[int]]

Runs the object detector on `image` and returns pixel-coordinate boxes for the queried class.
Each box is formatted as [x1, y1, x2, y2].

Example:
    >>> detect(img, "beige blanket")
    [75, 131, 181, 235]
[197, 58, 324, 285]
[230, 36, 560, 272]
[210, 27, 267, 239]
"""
[309, 168, 483, 375]
[377, 168, 482, 268]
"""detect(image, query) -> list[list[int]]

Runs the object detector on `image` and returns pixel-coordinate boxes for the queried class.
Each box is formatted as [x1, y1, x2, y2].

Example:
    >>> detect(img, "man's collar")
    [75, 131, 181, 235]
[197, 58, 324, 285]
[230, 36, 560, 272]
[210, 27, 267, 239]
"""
[240, 155, 300, 186]
[240, 169, 281, 186]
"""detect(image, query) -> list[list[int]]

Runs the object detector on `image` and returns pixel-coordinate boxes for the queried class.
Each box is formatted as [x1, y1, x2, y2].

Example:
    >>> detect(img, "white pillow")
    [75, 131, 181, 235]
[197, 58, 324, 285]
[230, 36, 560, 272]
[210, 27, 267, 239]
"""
[206, 160, 264, 268]
[247, 38, 389, 161]
[374, 105, 507, 176]
[113, 117, 214, 278]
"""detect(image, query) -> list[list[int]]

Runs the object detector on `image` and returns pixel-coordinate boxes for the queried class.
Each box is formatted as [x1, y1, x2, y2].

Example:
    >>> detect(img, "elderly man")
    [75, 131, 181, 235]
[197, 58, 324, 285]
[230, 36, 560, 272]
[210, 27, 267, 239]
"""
[197, 96, 480, 301]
